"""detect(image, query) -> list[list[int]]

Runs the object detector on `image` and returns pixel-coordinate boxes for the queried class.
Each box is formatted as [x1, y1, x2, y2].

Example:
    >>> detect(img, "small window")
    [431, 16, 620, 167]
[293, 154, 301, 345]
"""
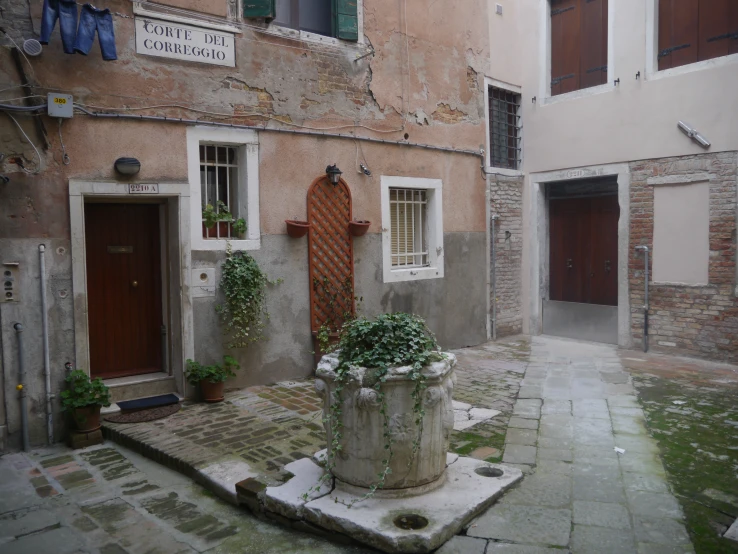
[658, 0, 738, 71]
[488, 86, 521, 170]
[390, 189, 429, 268]
[381, 176, 443, 283]
[550, 0, 608, 96]
[244, 0, 359, 41]
[199, 144, 241, 239]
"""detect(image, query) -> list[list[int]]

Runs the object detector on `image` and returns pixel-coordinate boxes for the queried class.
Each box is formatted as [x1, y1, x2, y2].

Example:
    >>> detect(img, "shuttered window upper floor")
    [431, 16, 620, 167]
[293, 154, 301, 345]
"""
[244, 0, 358, 41]
[550, 0, 608, 97]
[658, 0, 738, 71]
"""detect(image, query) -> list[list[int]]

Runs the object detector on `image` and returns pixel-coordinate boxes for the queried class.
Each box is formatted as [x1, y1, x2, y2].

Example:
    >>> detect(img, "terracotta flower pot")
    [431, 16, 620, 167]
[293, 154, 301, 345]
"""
[200, 379, 225, 403]
[202, 222, 233, 239]
[349, 220, 371, 237]
[285, 220, 310, 238]
[72, 404, 102, 432]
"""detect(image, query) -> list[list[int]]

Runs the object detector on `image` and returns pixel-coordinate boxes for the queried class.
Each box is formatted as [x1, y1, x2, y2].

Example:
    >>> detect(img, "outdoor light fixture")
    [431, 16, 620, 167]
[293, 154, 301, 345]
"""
[677, 121, 711, 149]
[114, 157, 141, 175]
[326, 164, 342, 185]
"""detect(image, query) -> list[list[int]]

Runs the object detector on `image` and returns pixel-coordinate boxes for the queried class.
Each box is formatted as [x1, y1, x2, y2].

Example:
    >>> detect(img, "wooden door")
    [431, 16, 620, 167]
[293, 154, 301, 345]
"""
[588, 195, 619, 306]
[549, 195, 619, 306]
[85, 203, 163, 379]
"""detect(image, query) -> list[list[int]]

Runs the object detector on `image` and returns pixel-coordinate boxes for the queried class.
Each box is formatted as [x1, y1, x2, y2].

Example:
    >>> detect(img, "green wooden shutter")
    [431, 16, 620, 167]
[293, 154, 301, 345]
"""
[334, 0, 358, 41]
[244, 0, 275, 19]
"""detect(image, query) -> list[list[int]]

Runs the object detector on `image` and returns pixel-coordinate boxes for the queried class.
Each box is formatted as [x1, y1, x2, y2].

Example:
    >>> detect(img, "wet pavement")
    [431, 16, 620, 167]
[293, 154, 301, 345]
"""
[4, 335, 738, 552]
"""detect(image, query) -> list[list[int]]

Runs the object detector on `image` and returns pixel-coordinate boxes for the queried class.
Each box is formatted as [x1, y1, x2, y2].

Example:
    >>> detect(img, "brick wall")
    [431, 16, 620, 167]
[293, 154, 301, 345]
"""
[490, 175, 524, 337]
[629, 152, 738, 362]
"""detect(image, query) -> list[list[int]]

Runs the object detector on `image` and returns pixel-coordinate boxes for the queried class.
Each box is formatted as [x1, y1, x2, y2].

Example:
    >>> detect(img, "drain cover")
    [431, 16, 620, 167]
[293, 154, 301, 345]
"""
[393, 514, 429, 530]
[474, 466, 504, 478]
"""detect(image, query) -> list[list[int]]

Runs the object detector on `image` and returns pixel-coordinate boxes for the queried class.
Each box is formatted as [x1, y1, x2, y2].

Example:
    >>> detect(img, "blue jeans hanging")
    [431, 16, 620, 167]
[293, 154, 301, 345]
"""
[74, 4, 117, 61]
[39, 0, 78, 55]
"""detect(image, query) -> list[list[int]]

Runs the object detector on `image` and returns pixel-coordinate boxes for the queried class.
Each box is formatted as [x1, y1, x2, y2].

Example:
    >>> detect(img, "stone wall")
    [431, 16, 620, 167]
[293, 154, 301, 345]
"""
[629, 152, 738, 361]
[490, 175, 524, 337]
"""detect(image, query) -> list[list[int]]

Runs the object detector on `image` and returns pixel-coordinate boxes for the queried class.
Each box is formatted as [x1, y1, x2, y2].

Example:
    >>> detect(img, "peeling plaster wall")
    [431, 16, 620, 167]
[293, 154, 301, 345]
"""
[0, 0, 492, 448]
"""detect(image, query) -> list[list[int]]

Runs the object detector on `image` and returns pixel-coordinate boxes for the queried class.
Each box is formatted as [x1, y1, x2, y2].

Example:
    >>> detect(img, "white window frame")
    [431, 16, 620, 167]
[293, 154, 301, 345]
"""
[483, 77, 524, 175]
[645, 0, 738, 81]
[187, 126, 260, 251]
[538, 0, 615, 105]
[380, 176, 444, 283]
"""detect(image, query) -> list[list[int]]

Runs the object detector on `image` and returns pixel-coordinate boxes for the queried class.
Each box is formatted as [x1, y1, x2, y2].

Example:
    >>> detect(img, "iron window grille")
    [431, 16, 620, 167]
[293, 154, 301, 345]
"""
[389, 188, 429, 268]
[488, 86, 522, 170]
[199, 144, 239, 239]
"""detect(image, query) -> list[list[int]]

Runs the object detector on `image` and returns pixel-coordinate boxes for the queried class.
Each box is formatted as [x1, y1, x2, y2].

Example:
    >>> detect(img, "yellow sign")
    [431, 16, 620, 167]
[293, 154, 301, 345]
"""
[54, 97, 67, 104]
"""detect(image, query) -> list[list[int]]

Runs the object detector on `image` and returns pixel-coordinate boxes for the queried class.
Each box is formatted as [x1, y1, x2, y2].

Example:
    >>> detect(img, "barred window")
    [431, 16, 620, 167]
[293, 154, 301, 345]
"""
[199, 144, 240, 239]
[389, 188, 428, 268]
[488, 86, 522, 170]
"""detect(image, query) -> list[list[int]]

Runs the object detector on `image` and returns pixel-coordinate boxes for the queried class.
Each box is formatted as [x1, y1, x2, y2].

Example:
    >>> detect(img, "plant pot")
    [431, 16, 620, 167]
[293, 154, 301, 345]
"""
[315, 351, 457, 490]
[202, 221, 233, 239]
[72, 404, 102, 432]
[200, 379, 225, 403]
[311, 331, 340, 367]
[285, 220, 310, 238]
[348, 220, 371, 237]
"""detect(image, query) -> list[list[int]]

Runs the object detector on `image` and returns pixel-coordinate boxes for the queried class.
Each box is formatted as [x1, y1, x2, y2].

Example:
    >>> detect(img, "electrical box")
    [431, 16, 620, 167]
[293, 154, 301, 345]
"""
[47, 93, 73, 118]
[3, 263, 20, 303]
[496, 3, 503, 14]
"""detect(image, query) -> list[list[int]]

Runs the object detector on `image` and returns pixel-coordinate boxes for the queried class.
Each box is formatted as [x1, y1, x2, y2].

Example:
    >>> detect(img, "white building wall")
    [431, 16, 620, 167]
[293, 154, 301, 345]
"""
[486, 0, 738, 335]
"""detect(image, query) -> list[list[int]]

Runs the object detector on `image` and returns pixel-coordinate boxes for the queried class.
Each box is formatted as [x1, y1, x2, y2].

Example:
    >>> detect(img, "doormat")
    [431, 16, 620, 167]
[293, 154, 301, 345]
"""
[105, 403, 181, 424]
[117, 393, 180, 412]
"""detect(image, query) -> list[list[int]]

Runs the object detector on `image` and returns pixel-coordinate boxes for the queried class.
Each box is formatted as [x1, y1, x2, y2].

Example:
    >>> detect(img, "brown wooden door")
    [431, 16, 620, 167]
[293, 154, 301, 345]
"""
[549, 195, 619, 306]
[85, 203, 163, 379]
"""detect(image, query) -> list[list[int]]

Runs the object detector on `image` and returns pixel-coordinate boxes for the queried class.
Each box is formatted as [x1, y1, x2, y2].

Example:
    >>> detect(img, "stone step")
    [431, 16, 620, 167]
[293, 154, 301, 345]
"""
[103, 372, 179, 406]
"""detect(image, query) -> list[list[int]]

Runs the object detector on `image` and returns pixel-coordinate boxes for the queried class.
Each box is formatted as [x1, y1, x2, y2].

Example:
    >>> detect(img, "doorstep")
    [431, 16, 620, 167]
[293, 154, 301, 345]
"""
[103, 372, 178, 406]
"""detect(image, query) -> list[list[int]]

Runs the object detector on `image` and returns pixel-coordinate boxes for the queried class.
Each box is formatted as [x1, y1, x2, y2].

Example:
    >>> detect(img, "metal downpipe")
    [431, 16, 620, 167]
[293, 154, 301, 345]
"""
[491, 214, 499, 341]
[39, 244, 53, 445]
[13, 323, 30, 451]
[635, 246, 650, 352]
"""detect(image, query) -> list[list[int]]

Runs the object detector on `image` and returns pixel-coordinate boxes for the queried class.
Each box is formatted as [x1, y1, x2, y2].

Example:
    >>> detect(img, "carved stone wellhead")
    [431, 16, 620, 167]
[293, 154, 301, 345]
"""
[314, 351, 457, 490]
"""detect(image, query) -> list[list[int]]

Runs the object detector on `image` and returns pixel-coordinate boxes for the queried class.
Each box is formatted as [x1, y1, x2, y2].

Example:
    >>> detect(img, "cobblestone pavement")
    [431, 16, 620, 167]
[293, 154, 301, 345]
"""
[103, 337, 530, 485]
[0, 442, 373, 554]
[455, 336, 695, 554]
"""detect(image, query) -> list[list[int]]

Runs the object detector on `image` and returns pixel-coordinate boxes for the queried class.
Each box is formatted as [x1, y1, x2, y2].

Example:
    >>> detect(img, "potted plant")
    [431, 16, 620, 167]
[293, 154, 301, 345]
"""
[185, 356, 240, 402]
[348, 219, 371, 237]
[202, 201, 247, 239]
[61, 370, 112, 433]
[285, 219, 310, 238]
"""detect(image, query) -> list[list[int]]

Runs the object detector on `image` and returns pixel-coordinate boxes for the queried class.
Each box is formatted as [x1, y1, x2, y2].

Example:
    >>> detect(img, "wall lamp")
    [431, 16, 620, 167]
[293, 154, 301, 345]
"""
[326, 164, 342, 185]
[677, 121, 711, 149]
[114, 157, 141, 175]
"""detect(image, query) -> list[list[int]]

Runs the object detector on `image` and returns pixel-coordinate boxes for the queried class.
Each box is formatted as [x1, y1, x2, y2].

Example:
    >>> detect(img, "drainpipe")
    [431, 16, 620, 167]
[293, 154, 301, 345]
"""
[491, 214, 500, 341]
[39, 245, 53, 445]
[14, 323, 30, 451]
[635, 246, 650, 352]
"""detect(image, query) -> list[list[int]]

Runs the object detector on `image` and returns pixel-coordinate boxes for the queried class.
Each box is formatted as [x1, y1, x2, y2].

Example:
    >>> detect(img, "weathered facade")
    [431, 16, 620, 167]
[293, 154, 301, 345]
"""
[0, 0, 495, 449]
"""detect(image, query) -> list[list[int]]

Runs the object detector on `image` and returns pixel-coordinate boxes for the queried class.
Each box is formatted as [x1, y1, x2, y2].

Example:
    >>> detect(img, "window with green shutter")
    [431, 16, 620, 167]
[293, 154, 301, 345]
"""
[245, 0, 358, 42]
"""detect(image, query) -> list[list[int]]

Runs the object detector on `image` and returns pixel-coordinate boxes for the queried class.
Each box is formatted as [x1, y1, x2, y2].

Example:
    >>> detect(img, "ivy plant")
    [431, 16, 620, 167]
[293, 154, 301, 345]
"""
[60, 370, 111, 410]
[216, 245, 280, 348]
[307, 313, 444, 506]
[312, 275, 362, 355]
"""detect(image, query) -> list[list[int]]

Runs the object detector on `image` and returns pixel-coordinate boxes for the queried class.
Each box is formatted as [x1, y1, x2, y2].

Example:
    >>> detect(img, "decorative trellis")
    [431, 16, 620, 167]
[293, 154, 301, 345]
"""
[307, 176, 355, 334]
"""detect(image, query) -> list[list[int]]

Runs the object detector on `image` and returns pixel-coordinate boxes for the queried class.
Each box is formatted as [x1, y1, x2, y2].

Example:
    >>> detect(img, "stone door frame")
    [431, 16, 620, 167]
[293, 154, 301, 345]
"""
[528, 163, 633, 348]
[68, 180, 194, 394]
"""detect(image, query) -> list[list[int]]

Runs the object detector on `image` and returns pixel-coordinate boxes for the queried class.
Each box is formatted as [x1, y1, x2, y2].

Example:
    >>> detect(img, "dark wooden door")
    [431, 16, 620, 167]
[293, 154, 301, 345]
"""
[85, 203, 163, 379]
[549, 195, 619, 306]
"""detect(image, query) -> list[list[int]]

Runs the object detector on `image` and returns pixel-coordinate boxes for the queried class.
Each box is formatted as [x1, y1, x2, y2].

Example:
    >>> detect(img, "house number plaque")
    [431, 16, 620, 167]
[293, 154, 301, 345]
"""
[128, 184, 159, 194]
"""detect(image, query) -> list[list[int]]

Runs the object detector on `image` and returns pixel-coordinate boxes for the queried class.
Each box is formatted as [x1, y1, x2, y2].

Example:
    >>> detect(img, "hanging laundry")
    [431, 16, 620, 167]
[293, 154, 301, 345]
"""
[74, 4, 117, 61]
[39, 0, 78, 54]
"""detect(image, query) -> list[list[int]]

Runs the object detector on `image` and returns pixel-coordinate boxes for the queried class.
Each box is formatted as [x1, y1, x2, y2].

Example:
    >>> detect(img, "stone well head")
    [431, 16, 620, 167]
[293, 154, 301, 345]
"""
[314, 352, 457, 490]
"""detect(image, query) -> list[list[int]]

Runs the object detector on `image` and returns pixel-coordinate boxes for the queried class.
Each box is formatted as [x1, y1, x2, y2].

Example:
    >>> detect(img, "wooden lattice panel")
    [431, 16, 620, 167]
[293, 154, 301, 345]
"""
[307, 176, 354, 334]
